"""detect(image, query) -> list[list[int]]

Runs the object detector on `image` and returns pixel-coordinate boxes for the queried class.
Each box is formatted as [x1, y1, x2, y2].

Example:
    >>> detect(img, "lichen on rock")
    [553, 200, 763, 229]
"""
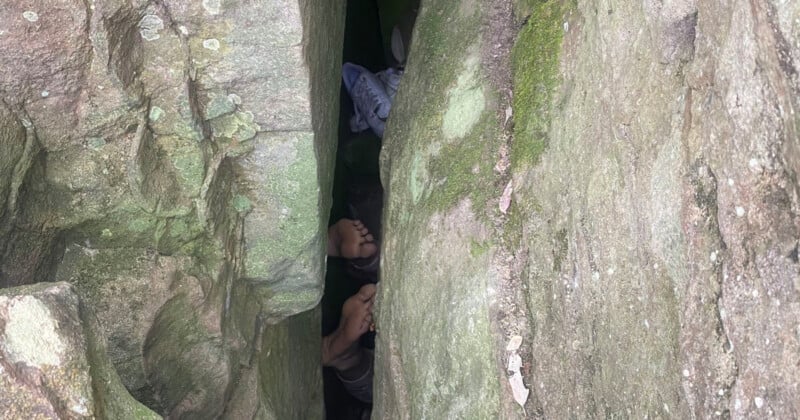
[376, 0, 800, 418]
[0, 0, 345, 416]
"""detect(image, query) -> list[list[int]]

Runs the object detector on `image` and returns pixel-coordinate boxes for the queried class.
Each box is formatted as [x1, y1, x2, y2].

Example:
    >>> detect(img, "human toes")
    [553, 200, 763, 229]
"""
[356, 302, 374, 332]
[356, 283, 377, 302]
[361, 312, 374, 331]
[352, 219, 370, 232]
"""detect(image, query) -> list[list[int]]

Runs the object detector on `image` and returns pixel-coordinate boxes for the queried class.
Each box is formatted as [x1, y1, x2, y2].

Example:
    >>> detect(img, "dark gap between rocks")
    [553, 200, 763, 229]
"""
[322, 0, 417, 418]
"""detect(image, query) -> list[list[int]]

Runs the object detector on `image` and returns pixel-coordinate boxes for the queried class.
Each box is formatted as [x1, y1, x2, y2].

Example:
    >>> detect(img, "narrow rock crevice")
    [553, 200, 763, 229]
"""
[106, 7, 144, 90]
[482, 0, 539, 415]
[1, 0, 799, 417]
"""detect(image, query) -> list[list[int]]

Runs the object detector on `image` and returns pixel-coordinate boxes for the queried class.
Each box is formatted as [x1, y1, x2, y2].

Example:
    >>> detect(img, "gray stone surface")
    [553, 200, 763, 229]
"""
[55, 246, 193, 408]
[223, 304, 323, 419]
[0, 282, 159, 419]
[0, 0, 345, 416]
[374, 0, 512, 417]
[0, 103, 26, 222]
[6, 0, 794, 417]
[0, 0, 342, 299]
[376, 0, 800, 418]
[508, 0, 800, 417]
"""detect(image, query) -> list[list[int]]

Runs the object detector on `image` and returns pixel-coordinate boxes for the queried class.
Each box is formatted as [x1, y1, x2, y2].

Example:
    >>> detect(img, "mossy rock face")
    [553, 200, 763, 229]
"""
[257, 309, 324, 418]
[0, 0, 343, 296]
[220, 309, 323, 419]
[236, 131, 325, 317]
[143, 280, 230, 419]
[510, 0, 565, 169]
[375, 0, 509, 416]
[380, 0, 800, 417]
[506, 0, 800, 418]
[0, 0, 345, 416]
[55, 247, 193, 405]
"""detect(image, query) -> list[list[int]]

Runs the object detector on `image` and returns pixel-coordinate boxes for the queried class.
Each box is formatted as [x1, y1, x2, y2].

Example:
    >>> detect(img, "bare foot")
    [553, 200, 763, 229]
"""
[322, 284, 376, 368]
[328, 219, 378, 259]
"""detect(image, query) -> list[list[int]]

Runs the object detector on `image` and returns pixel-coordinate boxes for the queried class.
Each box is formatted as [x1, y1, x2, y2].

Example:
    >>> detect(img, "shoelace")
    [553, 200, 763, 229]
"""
[377, 68, 403, 99]
[354, 73, 391, 119]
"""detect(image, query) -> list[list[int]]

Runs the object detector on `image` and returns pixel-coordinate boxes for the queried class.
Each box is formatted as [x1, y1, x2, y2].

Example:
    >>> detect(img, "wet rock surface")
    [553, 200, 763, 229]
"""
[374, 0, 515, 416]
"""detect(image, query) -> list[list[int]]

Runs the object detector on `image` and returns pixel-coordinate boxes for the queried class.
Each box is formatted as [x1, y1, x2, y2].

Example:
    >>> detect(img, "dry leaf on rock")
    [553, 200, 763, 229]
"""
[499, 180, 513, 214]
[507, 353, 522, 372]
[509, 371, 529, 408]
[506, 335, 522, 351]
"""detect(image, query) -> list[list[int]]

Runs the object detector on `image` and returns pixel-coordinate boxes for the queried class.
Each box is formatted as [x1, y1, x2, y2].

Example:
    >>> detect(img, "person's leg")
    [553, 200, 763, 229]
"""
[323, 284, 376, 365]
[328, 219, 378, 259]
[336, 349, 374, 404]
[322, 284, 377, 403]
[342, 62, 392, 137]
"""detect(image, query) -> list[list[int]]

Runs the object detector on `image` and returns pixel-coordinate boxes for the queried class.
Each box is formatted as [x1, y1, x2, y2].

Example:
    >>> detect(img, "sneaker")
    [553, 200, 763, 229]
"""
[343, 63, 398, 137]
[376, 67, 403, 100]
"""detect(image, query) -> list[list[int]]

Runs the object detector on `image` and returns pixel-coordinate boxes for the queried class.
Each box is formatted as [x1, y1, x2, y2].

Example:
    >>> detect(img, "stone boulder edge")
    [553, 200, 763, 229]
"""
[0, 282, 159, 419]
[0, 0, 343, 309]
[54, 246, 195, 409]
[374, 0, 515, 417]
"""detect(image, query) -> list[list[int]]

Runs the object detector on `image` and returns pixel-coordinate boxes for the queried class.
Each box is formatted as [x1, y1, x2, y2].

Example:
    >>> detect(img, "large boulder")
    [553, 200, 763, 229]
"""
[0, 282, 159, 419]
[509, 0, 800, 417]
[375, 0, 515, 416]
[0, 0, 341, 307]
[377, 0, 800, 418]
[0, 0, 345, 416]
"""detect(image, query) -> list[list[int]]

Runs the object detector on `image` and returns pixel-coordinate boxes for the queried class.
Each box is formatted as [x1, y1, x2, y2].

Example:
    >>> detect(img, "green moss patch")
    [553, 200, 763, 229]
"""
[511, 0, 566, 169]
[382, 0, 499, 219]
[427, 114, 498, 217]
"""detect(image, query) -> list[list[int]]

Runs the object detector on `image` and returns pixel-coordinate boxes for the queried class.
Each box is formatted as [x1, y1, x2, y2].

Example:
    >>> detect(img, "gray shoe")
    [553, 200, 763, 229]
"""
[343, 63, 403, 138]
